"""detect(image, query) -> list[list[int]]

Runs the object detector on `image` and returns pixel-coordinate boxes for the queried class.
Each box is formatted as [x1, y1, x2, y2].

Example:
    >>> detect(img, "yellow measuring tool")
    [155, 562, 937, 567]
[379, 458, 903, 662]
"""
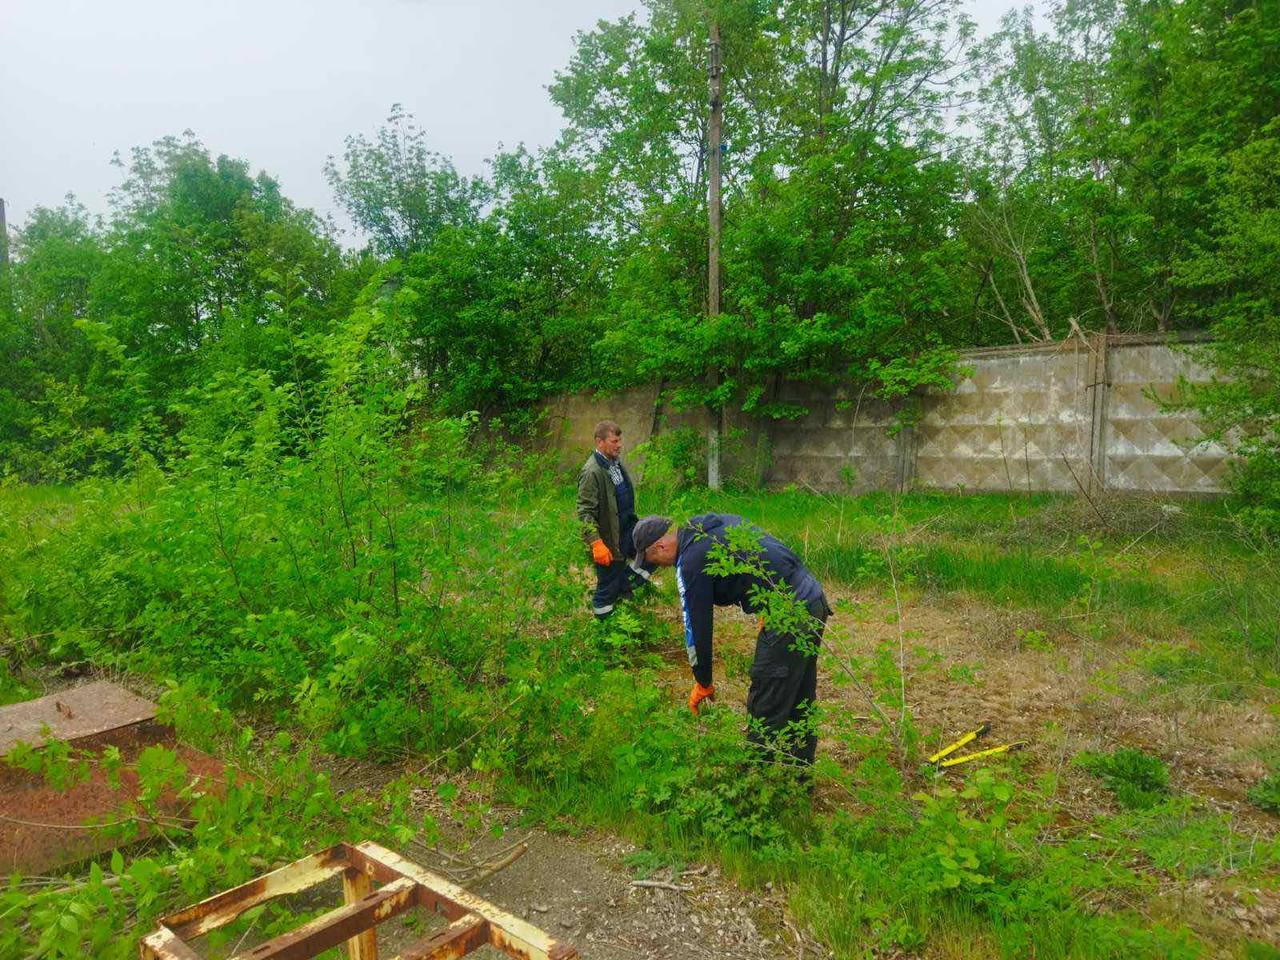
[928, 721, 1026, 768]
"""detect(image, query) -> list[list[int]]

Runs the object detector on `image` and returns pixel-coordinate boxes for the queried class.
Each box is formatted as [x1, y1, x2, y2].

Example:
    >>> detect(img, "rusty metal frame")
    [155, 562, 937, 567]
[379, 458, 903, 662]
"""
[138, 840, 577, 960]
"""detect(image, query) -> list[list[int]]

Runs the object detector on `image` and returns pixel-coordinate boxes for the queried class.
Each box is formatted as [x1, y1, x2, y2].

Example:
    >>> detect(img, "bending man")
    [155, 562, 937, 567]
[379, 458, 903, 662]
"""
[632, 513, 830, 765]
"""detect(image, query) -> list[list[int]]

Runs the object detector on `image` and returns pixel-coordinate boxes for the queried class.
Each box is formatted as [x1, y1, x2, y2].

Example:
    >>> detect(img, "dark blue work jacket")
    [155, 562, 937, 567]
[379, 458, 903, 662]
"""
[675, 513, 825, 687]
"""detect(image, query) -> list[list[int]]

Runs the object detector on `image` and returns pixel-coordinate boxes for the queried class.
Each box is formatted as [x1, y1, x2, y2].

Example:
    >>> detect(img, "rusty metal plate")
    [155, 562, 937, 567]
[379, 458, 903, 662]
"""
[0, 680, 157, 754]
[0, 683, 224, 874]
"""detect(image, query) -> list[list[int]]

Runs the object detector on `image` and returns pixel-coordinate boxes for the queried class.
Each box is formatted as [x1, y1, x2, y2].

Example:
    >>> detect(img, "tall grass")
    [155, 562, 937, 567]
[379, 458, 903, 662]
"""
[3, 476, 1274, 958]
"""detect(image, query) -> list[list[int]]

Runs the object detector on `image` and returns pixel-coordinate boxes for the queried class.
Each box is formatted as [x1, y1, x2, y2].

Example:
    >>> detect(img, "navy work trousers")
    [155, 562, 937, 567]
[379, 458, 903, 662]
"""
[744, 595, 830, 765]
[591, 556, 655, 617]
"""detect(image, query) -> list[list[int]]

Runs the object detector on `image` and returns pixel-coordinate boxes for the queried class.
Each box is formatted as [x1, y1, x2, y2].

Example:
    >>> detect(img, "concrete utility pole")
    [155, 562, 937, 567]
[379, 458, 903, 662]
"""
[706, 20, 724, 490]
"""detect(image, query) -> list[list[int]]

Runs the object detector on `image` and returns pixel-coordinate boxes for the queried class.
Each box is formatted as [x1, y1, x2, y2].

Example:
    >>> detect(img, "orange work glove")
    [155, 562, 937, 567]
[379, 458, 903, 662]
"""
[590, 538, 613, 565]
[688, 682, 716, 715]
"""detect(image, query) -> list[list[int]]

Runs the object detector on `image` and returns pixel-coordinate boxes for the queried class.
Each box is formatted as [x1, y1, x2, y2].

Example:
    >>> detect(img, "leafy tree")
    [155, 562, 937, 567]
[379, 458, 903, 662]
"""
[960, 0, 1147, 342]
[960, 0, 1278, 516]
[0, 202, 111, 477]
[1174, 126, 1280, 530]
[555, 0, 974, 422]
[98, 134, 345, 395]
[324, 104, 486, 258]
[382, 147, 609, 416]
[960, 0, 1278, 345]
[1, 136, 351, 479]
[4, 0, 1278, 499]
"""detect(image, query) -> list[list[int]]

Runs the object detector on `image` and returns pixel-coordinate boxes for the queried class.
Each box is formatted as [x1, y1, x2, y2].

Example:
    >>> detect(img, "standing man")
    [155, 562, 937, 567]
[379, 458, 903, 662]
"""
[577, 420, 653, 618]
[631, 513, 830, 765]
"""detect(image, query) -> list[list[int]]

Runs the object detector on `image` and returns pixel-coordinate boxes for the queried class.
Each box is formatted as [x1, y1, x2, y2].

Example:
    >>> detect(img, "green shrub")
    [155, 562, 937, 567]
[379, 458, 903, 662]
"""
[1245, 938, 1280, 960]
[1076, 748, 1171, 810]
[0, 685, 425, 959]
[1099, 797, 1279, 880]
[1247, 773, 1280, 814]
[633, 426, 707, 492]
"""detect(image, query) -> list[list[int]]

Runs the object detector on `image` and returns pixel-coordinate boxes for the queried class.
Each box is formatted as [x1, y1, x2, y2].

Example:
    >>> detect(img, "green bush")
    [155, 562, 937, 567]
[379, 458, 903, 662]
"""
[0, 685, 425, 959]
[1247, 773, 1280, 814]
[1076, 748, 1171, 810]
[633, 426, 707, 492]
[1099, 797, 1279, 881]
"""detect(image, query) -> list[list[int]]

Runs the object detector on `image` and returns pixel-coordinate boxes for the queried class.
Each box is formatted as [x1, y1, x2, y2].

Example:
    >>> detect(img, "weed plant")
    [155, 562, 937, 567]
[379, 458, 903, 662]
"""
[1248, 773, 1280, 814]
[1076, 748, 1171, 810]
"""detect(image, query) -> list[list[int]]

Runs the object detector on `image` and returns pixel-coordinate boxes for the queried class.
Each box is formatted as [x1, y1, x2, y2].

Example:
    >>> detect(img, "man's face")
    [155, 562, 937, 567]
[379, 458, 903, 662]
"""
[596, 431, 623, 459]
[644, 533, 678, 567]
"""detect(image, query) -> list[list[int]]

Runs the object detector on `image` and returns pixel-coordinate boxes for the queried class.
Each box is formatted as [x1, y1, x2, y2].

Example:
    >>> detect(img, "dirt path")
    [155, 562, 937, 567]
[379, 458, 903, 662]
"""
[366, 781, 813, 959]
[318, 759, 814, 960]
[407, 822, 801, 959]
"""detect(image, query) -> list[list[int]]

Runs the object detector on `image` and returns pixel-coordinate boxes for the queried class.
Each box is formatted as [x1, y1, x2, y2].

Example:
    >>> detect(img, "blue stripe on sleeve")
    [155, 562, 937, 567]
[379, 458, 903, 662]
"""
[676, 564, 697, 668]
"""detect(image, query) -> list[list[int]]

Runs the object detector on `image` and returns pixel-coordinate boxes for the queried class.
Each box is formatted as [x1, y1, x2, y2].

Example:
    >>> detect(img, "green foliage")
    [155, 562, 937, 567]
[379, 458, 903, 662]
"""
[961, 0, 1280, 515]
[2, 135, 349, 481]
[323, 104, 485, 258]
[0, 296, 553, 759]
[1247, 772, 1280, 814]
[1173, 123, 1280, 532]
[4, 0, 1279, 512]
[0, 687, 424, 959]
[324, 115, 607, 416]
[791, 767, 1202, 959]
[1100, 797, 1279, 881]
[3, 0, 1279, 953]
[0, 657, 32, 706]
[634, 427, 708, 493]
[1076, 747, 1171, 810]
[5, 480, 1273, 957]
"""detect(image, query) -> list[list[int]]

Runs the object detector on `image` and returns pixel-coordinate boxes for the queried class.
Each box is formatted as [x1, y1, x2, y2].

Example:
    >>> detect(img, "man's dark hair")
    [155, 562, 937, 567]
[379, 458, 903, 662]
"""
[593, 420, 622, 441]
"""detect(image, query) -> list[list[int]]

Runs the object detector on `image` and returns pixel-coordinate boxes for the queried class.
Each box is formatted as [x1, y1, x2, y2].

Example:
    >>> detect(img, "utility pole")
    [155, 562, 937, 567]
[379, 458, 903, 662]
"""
[706, 20, 724, 490]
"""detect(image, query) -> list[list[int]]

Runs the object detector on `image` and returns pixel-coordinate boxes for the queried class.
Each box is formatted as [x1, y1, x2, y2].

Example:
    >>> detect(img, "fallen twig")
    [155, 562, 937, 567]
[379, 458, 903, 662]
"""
[35, 863, 180, 899]
[469, 842, 528, 885]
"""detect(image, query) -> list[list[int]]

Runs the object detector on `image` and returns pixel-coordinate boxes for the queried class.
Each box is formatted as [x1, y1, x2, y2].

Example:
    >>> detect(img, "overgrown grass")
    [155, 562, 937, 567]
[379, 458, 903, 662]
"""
[704, 487, 1280, 688]
[3, 474, 1277, 959]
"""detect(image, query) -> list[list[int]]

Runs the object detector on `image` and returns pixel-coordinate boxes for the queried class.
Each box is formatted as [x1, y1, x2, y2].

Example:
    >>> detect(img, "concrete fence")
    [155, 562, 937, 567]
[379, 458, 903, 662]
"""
[539, 334, 1232, 496]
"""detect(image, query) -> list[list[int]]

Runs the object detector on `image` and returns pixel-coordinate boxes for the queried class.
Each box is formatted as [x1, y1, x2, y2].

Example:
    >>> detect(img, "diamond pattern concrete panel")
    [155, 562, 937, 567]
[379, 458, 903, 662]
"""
[1103, 343, 1231, 494]
[539, 337, 1230, 496]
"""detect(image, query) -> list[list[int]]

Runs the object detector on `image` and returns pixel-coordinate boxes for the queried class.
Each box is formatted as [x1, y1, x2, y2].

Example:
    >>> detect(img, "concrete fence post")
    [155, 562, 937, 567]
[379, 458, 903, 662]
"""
[894, 423, 916, 493]
[1086, 333, 1111, 495]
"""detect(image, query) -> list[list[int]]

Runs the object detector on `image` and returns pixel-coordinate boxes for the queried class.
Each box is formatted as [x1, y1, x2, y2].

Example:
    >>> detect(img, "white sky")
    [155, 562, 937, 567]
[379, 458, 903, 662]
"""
[0, 0, 1019, 243]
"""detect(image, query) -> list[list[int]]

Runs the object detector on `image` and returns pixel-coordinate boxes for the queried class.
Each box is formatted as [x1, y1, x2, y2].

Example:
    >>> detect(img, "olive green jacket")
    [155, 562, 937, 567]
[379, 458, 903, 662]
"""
[577, 453, 625, 559]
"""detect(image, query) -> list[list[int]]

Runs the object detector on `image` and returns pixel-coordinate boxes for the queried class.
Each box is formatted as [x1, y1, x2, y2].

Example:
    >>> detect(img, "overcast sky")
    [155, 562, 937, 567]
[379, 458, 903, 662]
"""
[0, 0, 1019, 243]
